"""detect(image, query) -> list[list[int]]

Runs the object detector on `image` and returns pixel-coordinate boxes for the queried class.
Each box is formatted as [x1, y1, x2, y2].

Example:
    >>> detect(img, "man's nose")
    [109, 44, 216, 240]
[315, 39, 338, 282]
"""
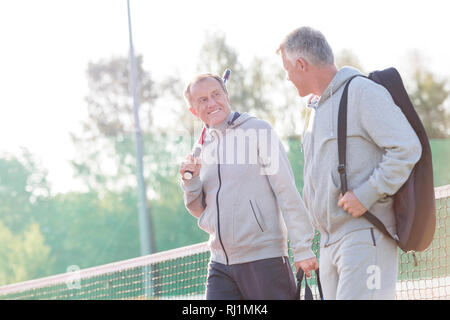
[207, 98, 218, 109]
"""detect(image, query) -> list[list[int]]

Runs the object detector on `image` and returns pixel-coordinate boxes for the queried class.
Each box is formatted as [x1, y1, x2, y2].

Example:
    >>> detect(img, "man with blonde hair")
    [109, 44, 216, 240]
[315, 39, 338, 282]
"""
[179, 73, 318, 300]
[277, 26, 422, 299]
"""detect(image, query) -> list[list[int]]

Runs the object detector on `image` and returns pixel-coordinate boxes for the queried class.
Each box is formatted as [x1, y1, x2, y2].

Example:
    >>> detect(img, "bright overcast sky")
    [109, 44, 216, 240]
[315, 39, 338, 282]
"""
[0, 0, 449, 193]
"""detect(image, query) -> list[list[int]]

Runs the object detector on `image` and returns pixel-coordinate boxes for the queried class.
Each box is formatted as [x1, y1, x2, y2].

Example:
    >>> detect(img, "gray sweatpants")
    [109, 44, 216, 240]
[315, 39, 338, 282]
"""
[319, 227, 398, 300]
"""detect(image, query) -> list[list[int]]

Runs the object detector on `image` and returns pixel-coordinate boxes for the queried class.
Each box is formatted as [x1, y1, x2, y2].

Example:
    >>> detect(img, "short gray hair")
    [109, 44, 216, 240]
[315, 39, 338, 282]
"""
[278, 26, 334, 66]
[184, 73, 228, 108]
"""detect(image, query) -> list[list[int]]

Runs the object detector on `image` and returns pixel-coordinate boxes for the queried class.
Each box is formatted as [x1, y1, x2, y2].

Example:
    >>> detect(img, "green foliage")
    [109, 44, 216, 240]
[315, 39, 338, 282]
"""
[152, 183, 208, 252]
[335, 49, 365, 73]
[71, 55, 156, 191]
[0, 150, 54, 285]
[0, 150, 145, 284]
[33, 190, 141, 274]
[405, 51, 450, 139]
[0, 157, 33, 233]
[0, 149, 50, 233]
[286, 137, 305, 192]
[409, 69, 449, 139]
[0, 221, 52, 286]
[430, 139, 450, 187]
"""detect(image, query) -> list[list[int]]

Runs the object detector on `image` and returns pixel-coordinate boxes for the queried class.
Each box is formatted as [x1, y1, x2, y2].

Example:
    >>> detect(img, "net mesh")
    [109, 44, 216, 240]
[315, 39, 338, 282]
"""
[0, 185, 449, 300]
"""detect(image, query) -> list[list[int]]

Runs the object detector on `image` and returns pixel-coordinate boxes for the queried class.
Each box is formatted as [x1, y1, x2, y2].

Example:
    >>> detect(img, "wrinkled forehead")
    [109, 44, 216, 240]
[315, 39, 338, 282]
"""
[190, 76, 225, 97]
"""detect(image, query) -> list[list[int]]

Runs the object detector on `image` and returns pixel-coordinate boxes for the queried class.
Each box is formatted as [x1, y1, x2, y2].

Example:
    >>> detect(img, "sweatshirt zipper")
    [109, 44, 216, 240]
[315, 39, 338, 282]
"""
[214, 132, 229, 265]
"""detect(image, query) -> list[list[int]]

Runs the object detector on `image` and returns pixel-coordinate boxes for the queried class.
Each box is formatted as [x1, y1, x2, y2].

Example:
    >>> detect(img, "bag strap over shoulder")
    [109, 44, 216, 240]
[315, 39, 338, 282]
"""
[337, 76, 400, 245]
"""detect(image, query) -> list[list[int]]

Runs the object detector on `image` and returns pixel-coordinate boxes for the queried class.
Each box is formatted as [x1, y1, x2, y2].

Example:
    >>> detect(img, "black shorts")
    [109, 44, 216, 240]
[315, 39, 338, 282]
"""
[205, 256, 296, 300]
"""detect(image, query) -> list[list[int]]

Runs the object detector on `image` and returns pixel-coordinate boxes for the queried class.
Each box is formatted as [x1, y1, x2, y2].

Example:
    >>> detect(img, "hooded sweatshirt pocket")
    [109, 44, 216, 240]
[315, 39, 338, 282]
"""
[232, 198, 267, 245]
[249, 200, 265, 232]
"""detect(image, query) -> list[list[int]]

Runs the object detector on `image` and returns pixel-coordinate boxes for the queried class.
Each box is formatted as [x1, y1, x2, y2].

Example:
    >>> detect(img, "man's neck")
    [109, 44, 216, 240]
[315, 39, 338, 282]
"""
[314, 64, 338, 97]
[208, 110, 234, 131]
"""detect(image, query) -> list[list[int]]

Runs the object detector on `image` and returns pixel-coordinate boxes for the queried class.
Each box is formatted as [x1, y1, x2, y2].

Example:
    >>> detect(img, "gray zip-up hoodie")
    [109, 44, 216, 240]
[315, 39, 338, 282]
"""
[302, 66, 422, 247]
[181, 111, 315, 265]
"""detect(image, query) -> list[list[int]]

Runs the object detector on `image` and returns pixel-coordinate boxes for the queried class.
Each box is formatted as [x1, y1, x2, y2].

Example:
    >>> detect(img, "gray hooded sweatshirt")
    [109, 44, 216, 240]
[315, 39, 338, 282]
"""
[181, 111, 315, 265]
[302, 66, 422, 247]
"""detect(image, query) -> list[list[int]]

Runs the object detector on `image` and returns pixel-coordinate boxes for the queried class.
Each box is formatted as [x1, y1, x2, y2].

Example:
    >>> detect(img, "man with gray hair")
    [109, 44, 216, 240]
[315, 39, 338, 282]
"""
[277, 26, 422, 299]
[179, 73, 318, 299]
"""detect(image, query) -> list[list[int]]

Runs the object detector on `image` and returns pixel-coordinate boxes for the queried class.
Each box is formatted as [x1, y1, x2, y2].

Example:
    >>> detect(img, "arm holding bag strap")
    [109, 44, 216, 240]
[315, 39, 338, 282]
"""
[337, 76, 399, 244]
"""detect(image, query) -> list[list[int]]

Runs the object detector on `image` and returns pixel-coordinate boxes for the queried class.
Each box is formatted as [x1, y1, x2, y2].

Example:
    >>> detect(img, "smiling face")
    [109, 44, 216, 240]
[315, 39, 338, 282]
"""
[188, 76, 231, 126]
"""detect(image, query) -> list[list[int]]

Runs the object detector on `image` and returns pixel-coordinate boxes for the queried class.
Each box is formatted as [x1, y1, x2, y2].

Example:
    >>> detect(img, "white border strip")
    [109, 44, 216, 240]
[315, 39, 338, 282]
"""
[435, 184, 450, 199]
[395, 276, 450, 300]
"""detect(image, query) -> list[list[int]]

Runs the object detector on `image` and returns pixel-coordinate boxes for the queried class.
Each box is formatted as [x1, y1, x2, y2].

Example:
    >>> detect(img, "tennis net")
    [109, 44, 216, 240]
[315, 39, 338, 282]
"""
[0, 185, 448, 300]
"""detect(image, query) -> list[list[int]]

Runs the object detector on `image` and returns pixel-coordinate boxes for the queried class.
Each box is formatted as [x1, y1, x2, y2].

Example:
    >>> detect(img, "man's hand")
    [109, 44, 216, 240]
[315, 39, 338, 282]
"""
[338, 190, 367, 218]
[295, 257, 318, 278]
[179, 154, 201, 180]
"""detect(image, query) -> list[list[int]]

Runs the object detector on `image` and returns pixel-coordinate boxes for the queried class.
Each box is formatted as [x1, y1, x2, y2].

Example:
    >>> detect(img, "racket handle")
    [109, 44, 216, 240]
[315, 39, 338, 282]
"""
[183, 170, 193, 180]
[223, 69, 231, 84]
[184, 143, 202, 180]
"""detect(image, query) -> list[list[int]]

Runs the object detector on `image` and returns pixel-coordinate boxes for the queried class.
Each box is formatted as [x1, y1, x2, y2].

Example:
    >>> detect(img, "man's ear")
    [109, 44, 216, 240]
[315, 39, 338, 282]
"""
[189, 106, 198, 117]
[296, 57, 308, 71]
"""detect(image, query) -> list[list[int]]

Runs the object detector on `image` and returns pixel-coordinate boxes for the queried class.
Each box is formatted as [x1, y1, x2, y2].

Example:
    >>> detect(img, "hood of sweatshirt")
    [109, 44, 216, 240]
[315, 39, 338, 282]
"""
[318, 66, 362, 107]
[204, 110, 255, 143]
[301, 67, 363, 144]
[210, 110, 254, 129]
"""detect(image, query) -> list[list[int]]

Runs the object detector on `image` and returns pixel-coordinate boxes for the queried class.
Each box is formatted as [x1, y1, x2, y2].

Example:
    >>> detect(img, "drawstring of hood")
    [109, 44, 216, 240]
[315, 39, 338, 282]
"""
[301, 97, 318, 152]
